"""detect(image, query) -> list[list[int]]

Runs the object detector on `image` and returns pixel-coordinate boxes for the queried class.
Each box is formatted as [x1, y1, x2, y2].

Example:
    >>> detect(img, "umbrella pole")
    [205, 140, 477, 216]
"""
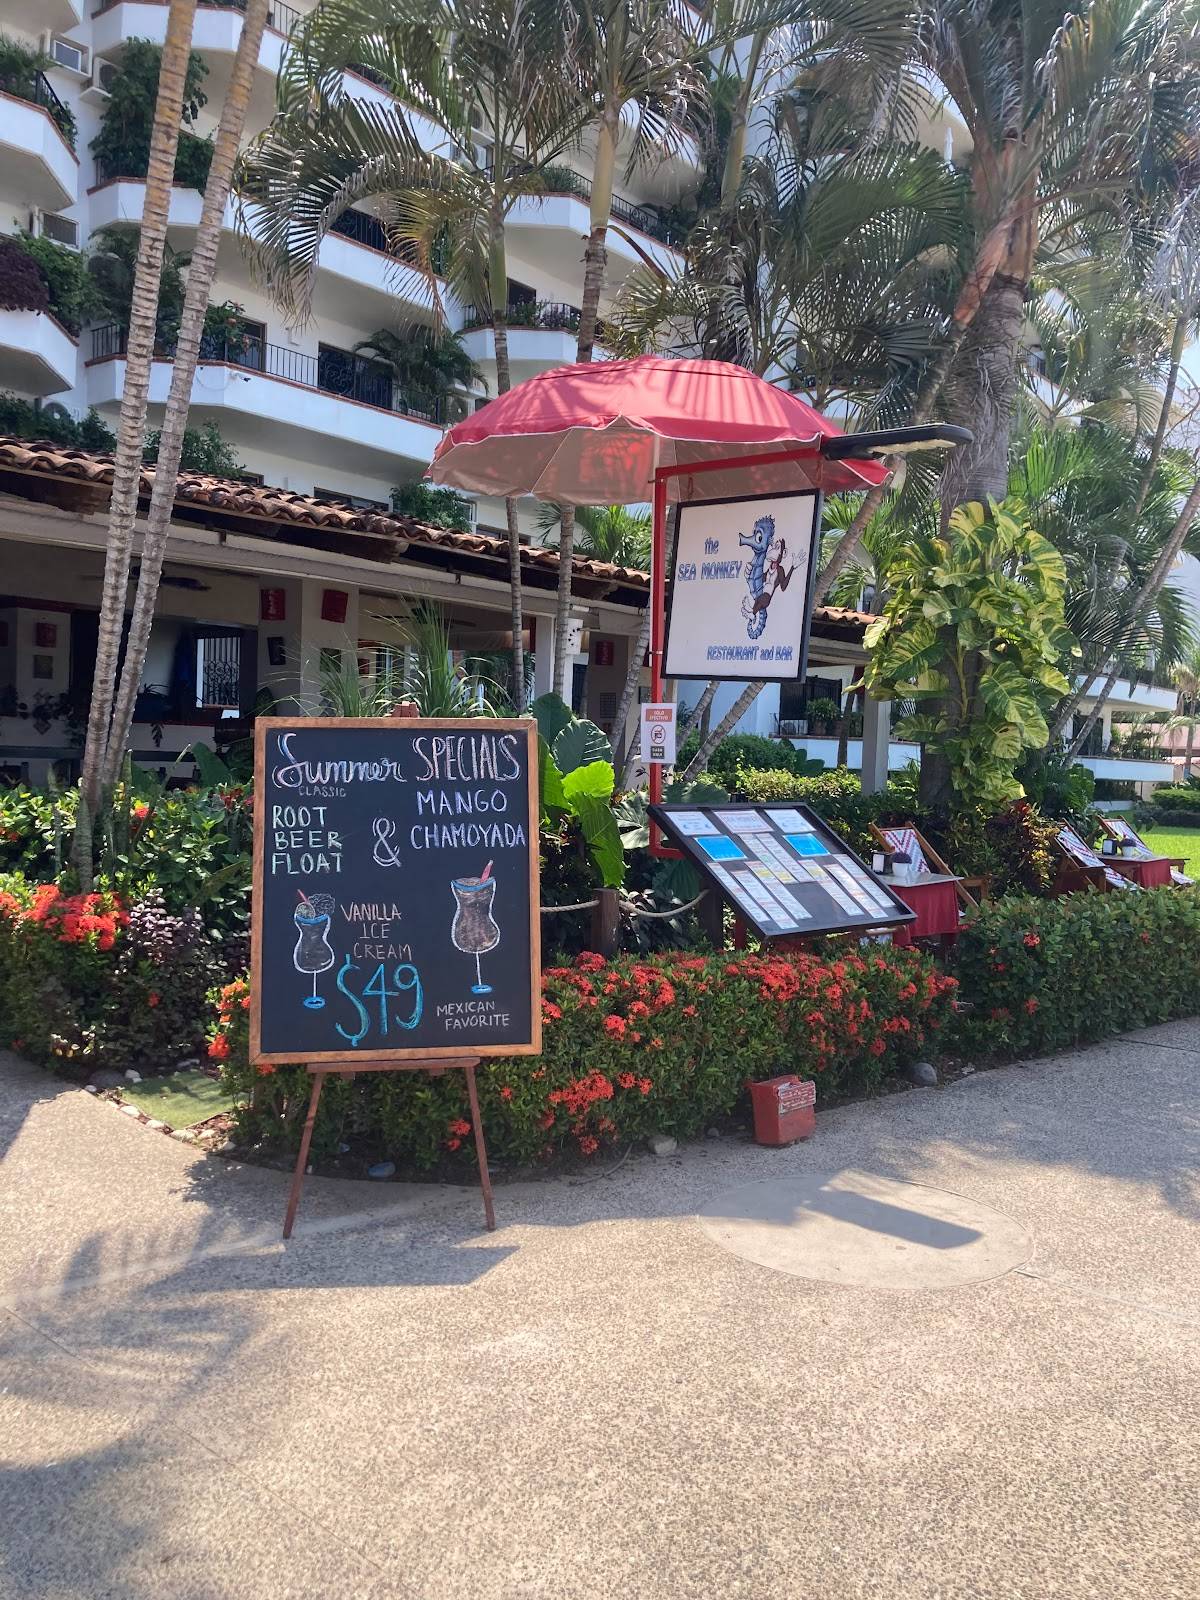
[649, 468, 669, 853]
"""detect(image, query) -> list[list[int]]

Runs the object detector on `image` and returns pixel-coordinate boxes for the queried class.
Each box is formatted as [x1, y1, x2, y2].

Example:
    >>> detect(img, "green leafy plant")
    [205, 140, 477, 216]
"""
[948, 885, 1200, 1060]
[864, 499, 1080, 810]
[144, 419, 243, 476]
[532, 693, 624, 889]
[89, 224, 188, 347]
[89, 38, 210, 189]
[390, 481, 475, 531]
[0, 395, 117, 452]
[7, 233, 101, 335]
[675, 731, 825, 783]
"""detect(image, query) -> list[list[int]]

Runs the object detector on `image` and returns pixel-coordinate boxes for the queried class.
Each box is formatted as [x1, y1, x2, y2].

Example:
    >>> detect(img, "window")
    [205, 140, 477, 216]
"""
[507, 279, 536, 308]
[195, 631, 242, 711]
[313, 486, 389, 513]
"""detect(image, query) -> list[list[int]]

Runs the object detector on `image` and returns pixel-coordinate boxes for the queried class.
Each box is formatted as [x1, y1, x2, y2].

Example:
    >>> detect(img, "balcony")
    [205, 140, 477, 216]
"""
[0, 80, 78, 211]
[91, 0, 302, 78]
[459, 301, 589, 374]
[86, 185, 438, 319]
[86, 326, 447, 478]
[0, 308, 77, 395]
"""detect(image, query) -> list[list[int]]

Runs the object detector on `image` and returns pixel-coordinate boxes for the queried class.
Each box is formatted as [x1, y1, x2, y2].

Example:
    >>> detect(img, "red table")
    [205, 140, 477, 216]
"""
[1106, 855, 1172, 888]
[889, 874, 962, 947]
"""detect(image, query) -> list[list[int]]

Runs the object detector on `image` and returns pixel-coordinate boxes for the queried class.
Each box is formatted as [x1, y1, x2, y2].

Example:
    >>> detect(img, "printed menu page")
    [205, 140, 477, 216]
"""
[650, 802, 915, 939]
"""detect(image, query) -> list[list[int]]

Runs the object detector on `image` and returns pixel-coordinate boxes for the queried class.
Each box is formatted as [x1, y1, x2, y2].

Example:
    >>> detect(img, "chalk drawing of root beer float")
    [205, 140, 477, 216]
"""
[451, 861, 500, 996]
[293, 892, 336, 1009]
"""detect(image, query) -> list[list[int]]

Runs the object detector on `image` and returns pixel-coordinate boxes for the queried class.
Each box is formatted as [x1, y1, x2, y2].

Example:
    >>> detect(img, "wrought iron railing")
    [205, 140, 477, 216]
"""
[1, 70, 78, 148]
[328, 209, 447, 274]
[94, 0, 302, 33]
[461, 301, 581, 334]
[536, 170, 680, 247]
[89, 325, 446, 423]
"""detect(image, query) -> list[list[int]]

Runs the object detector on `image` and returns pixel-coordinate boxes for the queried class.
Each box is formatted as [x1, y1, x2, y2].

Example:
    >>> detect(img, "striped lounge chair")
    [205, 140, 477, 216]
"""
[1099, 816, 1193, 886]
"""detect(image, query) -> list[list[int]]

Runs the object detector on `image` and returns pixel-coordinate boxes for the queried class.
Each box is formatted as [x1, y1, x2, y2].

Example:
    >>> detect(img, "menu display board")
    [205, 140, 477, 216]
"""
[252, 717, 541, 1063]
[650, 801, 916, 939]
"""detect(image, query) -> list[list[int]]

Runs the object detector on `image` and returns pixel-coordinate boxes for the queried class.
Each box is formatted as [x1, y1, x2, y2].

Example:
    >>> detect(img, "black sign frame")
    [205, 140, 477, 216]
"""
[251, 716, 542, 1065]
[650, 800, 916, 939]
[663, 489, 824, 683]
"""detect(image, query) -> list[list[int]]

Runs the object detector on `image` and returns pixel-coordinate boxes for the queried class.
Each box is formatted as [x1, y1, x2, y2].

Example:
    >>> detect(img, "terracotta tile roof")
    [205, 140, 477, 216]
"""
[0, 435, 652, 590]
[0, 435, 877, 629]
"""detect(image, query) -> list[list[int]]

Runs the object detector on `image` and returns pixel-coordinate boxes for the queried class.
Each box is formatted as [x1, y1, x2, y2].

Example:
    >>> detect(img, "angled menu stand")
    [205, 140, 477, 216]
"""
[651, 801, 916, 940]
[251, 708, 541, 1238]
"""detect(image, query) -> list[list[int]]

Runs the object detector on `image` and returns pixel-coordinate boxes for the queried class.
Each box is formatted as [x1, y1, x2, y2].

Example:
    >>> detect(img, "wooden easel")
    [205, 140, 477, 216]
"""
[282, 1055, 494, 1239]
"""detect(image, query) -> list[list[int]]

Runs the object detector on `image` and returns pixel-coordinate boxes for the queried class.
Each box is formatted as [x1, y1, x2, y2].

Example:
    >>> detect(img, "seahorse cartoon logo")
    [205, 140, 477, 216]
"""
[739, 515, 796, 639]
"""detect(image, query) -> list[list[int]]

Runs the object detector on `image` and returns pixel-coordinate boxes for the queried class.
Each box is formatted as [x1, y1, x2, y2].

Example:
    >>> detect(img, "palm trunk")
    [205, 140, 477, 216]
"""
[611, 605, 650, 778]
[553, 112, 620, 698]
[73, 0, 198, 880]
[576, 113, 618, 362]
[681, 682, 764, 780]
[679, 679, 717, 738]
[814, 306, 973, 602]
[1048, 313, 1190, 747]
[491, 324, 525, 711]
[937, 270, 1027, 514]
[1064, 475, 1200, 761]
[102, 0, 268, 789]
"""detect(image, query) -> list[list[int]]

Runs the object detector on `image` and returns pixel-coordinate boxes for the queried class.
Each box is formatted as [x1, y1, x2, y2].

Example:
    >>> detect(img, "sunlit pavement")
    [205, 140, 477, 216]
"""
[2, 1026, 1198, 1599]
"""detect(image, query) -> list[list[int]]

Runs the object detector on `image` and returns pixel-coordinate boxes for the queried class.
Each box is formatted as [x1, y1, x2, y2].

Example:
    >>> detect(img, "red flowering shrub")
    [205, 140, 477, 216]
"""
[948, 888, 1200, 1057]
[0, 874, 218, 1068]
[214, 945, 956, 1169]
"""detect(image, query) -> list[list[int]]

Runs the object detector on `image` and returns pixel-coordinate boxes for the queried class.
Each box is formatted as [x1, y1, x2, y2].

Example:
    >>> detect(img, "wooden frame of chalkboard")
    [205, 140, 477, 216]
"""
[251, 716, 542, 1065]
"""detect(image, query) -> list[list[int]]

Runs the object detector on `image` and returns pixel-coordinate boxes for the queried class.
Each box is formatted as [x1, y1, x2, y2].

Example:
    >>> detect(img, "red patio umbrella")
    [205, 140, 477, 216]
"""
[429, 356, 889, 503]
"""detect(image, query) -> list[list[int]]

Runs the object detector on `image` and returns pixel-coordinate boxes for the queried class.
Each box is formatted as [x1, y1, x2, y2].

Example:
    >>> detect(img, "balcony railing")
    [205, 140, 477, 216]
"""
[95, 0, 303, 29]
[534, 170, 680, 247]
[328, 209, 447, 275]
[462, 301, 581, 334]
[89, 324, 446, 423]
[0, 67, 77, 149]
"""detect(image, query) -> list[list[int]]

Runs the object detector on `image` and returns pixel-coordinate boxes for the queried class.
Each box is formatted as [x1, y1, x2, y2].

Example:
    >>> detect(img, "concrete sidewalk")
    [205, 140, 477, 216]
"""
[1, 1027, 1198, 1599]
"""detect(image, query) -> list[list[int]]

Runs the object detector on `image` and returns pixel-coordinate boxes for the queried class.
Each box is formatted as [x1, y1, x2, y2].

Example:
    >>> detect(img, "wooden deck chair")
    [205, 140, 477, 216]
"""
[1099, 815, 1193, 886]
[870, 822, 984, 912]
[1053, 824, 1140, 894]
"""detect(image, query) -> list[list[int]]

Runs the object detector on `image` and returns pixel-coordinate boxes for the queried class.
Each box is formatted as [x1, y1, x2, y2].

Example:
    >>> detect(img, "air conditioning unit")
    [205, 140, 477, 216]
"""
[41, 34, 88, 75]
[30, 210, 80, 250]
[444, 392, 472, 426]
[83, 57, 119, 101]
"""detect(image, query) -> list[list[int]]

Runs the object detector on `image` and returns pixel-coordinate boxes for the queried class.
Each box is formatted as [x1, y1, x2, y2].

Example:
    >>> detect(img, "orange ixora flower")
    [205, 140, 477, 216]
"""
[448, 1118, 471, 1138]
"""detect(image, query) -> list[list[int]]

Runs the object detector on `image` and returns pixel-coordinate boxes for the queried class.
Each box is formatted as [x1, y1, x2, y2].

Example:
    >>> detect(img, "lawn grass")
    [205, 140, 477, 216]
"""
[120, 1069, 236, 1128]
[1126, 819, 1200, 878]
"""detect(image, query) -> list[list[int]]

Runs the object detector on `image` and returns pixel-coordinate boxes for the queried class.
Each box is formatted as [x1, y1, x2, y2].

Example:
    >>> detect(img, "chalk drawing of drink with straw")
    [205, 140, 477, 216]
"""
[451, 861, 500, 996]
[293, 891, 336, 1009]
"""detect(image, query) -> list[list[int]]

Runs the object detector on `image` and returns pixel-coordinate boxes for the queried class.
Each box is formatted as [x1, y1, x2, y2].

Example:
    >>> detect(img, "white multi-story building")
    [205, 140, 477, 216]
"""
[0, 1, 707, 775]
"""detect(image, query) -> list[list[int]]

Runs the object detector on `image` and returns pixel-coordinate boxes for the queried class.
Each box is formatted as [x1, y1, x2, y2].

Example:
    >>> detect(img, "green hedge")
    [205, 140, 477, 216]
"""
[728, 766, 923, 854]
[948, 886, 1200, 1057]
[211, 947, 957, 1169]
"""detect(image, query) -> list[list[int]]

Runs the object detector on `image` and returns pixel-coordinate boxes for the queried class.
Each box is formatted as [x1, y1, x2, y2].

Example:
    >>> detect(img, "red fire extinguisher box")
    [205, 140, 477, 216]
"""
[748, 1075, 816, 1146]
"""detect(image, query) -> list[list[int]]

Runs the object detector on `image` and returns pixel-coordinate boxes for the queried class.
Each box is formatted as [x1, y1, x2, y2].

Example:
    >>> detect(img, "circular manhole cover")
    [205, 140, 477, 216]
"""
[697, 1169, 1032, 1290]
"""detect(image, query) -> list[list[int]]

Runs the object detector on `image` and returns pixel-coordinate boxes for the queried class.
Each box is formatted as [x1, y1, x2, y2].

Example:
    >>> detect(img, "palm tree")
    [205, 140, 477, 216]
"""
[538, 502, 651, 568]
[352, 325, 483, 409]
[915, 0, 1199, 514]
[100, 0, 272, 797]
[75, 0, 200, 877]
[1172, 645, 1200, 778]
[238, 0, 585, 709]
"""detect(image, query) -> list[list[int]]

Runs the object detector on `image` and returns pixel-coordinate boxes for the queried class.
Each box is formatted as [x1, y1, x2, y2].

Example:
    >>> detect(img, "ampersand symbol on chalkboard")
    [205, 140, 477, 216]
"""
[372, 816, 402, 868]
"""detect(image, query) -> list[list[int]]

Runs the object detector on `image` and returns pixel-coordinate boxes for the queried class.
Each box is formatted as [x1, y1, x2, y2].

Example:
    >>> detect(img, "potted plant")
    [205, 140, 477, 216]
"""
[806, 697, 840, 736]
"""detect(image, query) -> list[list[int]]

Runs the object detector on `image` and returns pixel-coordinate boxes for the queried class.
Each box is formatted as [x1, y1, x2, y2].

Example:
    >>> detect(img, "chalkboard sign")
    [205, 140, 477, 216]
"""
[650, 801, 915, 940]
[251, 717, 541, 1063]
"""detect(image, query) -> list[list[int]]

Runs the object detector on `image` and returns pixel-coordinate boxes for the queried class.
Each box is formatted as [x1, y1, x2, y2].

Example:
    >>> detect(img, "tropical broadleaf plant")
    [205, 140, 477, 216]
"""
[864, 498, 1080, 810]
[532, 693, 624, 888]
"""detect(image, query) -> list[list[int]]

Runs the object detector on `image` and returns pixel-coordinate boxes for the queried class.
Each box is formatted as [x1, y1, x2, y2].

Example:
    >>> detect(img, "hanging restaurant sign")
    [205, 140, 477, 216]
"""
[663, 491, 822, 681]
